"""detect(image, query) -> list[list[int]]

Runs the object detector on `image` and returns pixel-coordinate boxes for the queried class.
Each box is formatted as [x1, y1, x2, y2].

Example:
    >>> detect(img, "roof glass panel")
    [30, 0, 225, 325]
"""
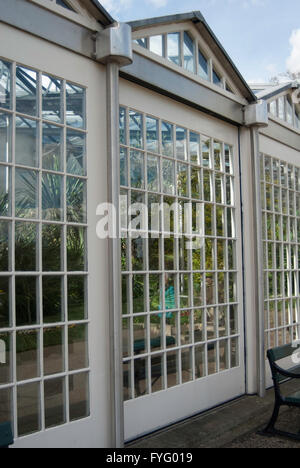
[183, 32, 195, 73]
[167, 32, 181, 66]
[55, 0, 75, 11]
[149, 36, 164, 56]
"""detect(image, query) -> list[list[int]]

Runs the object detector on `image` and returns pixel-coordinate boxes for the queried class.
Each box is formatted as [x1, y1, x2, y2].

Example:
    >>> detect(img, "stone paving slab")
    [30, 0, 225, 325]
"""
[127, 380, 300, 449]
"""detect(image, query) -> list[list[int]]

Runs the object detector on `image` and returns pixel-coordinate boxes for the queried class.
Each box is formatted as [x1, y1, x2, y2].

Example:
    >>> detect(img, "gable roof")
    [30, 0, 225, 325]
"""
[128, 11, 256, 103]
[251, 82, 300, 101]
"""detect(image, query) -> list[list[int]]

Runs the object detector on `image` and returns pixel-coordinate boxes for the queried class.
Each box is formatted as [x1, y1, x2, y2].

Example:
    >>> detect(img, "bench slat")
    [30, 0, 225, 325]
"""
[268, 344, 296, 362]
[285, 391, 300, 405]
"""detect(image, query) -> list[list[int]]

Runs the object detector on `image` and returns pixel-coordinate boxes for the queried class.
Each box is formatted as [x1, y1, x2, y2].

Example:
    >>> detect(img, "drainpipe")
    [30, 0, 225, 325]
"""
[93, 23, 133, 448]
[244, 101, 269, 398]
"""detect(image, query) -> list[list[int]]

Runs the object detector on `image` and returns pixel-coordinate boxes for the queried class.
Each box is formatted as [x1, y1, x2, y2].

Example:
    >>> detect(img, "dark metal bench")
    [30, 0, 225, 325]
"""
[262, 343, 300, 440]
[0, 422, 13, 449]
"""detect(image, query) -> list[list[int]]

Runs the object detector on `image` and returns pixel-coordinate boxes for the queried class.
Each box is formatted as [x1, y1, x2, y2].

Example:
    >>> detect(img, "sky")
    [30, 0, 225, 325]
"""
[100, 0, 300, 84]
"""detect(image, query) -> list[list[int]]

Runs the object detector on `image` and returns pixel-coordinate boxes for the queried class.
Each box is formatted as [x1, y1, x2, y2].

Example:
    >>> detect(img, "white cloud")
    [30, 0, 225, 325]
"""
[146, 0, 168, 7]
[287, 29, 300, 74]
[100, 0, 133, 15]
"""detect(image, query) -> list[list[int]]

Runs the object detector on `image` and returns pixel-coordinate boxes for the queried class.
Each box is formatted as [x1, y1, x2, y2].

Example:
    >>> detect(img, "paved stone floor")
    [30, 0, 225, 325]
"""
[127, 380, 300, 448]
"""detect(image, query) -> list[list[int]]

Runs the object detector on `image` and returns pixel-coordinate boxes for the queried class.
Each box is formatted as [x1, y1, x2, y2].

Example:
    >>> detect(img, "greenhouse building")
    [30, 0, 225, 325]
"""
[0, 0, 300, 448]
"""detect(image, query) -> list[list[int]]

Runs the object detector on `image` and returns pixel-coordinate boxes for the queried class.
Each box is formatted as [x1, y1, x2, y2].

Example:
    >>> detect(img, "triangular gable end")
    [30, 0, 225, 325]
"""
[129, 12, 256, 103]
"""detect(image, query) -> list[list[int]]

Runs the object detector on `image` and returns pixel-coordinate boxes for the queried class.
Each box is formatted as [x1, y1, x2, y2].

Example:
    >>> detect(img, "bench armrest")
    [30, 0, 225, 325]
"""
[273, 362, 300, 379]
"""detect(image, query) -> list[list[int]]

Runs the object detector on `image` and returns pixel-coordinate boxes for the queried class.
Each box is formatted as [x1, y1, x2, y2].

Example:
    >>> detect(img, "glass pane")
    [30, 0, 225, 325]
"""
[182, 348, 193, 383]
[176, 127, 187, 161]
[0, 332, 12, 384]
[42, 224, 62, 271]
[68, 276, 86, 321]
[120, 147, 128, 187]
[161, 121, 173, 157]
[193, 273, 203, 307]
[183, 32, 195, 73]
[134, 358, 148, 397]
[44, 377, 66, 428]
[43, 123, 63, 171]
[198, 49, 208, 80]
[278, 96, 285, 120]
[69, 372, 90, 421]
[147, 155, 159, 192]
[44, 327, 64, 375]
[202, 137, 211, 168]
[0, 165, 10, 217]
[16, 329, 39, 381]
[0, 221, 9, 272]
[66, 82, 85, 129]
[134, 38, 147, 48]
[149, 35, 164, 56]
[194, 309, 204, 342]
[129, 110, 143, 149]
[207, 342, 217, 375]
[150, 313, 163, 350]
[133, 315, 147, 355]
[165, 273, 176, 309]
[15, 168, 38, 219]
[190, 132, 200, 164]
[131, 238, 145, 271]
[0, 388, 12, 425]
[177, 163, 188, 197]
[68, 324, 88, 371]
[214, 141, 222, 171]
[191, 167, 201, 199]
[15, 117, 38, 168]
[213, 69, 222, 87]
[0, 59, 11, 109]
[162, 159, 175, 195]
[42, 173, 63, 221]
[179, 275, 190, 309]
[15, 222, 37, 271]
[16, 277, 37, 326]
[219, 340, 229, 371]
[224, 145, 232, 174]
[168, 32, 181, 66]
[180, 310, 192, 344]
[17, 382, 41, 436]
[231, 337, 239, 368]
[16, 66, 37, 117]
[42, 74, 62, 123]
[203, 169, 211, 201]
[122, 275, 129, 315]
[67, 226, 86, 271]
[195, 344, 205, 378]
[130, 150, 144, 189]
[151, 354, 164, 393]
[167, 350, 179, 388]
[0, 278, 10, 328]
[43, 276, 63, 323]
[146, 116, 159, 153]
[66, 176, 86, 223]
[149, 274, 161, 312]
[133, 275, 146, 314]
[119, 107, 126, 145]
[0, 112, 11, 162]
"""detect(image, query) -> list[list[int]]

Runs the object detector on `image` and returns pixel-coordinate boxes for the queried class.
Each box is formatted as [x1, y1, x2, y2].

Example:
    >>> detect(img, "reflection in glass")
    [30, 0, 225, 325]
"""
[147, 155, 159, 192]
[16, 329, 39, 381]
[15, 222, 37, 271]
[179, 275, 190, 309]
[66, 82, 85, 129]
[195, 344, 205, 379]
[43, 123, 63, 171]
[149, 238, 161, 271]
[120, 147, 128, 187]
[203, 169, 211, 201]
[164, 237, 175, 271]
[194, 309, 204, 343]
[161, 121, 173, 157]
[150, 313, 163, 351]
[162, 159, 175, 195]
[42, 173, 63, 221]
[146, 117, 159, 153]
[176, 127, 187, 161]
[193, 273, 203, 307]
[213, 69, 222, 87]
[151, 354, 164, 393]
[123, 318, 130, 358]
[44, 377, 66, 428]
[208, 342, 217, 375]
[68, 276, 86, 321]
[168, 33, 181, 66]
[231, 337, 239, 368]
[68, 324, 88, 371]
[122, 275, 129, 315]
[120, 107, 126, 145]
[133, 275, 146, 314]
[44, 327, 64, 376]
[67, 226, 86, 271]
[219, 340, 229, 371]
[198, 49, 208, 81]
[15, 168, 38, 219]
[202, 137, 211, 168]
[149, 274, 161, 312]
[149, 35, 163, 56]
[0, 278, 10, 328]
[182, 348, 193, 383]
[180, 310, 191, 344]
[0, 112, 11, 163]
[0, 332, 11, 384]
[177, 163, 188, 198]
[191, 167, 201, 199]
[218, 306, 228, 337]
[16, 277, 37, 326]
[167, 350, 179, 388]
[0, 60, 11, 109]
[0, 165, 10, 217]
[190, 132, 200, 164]
[42, 74, 62, 123]
[207, 307, 217, 339]
[0, 388, 12, 425]
[16, 66, 37, 117]
[123, 361, 131, 401]
[43, 276, 63, 323]
[69, 372, 90, 421]
[129, 110, 143, 149]
[0, 221, 9, 272]
[133, 315, 147, 356]
[17, 382, 40, 436]
[134, 358, 147, 397]
[130, 150, 144, 189]
[66, 176, 86, 223]
[131, 238, 145, 271]
[42, 224, 62, 271]
[183, 32, 195, 73]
